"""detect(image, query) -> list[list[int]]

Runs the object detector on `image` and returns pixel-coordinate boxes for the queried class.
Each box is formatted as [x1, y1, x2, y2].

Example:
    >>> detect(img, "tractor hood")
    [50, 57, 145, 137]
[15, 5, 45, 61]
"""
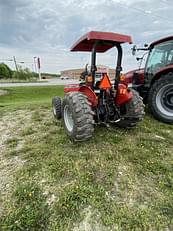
[122, 68, 145, 85]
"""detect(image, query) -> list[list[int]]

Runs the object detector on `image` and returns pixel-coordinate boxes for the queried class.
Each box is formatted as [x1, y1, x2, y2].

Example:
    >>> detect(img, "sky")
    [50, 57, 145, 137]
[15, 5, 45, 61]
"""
[0, 0, 172, 74]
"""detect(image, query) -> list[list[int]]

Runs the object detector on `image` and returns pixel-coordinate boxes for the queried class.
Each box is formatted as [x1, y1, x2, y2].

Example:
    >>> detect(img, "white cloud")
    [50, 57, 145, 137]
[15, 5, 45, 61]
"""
[0, 0, 173, 73]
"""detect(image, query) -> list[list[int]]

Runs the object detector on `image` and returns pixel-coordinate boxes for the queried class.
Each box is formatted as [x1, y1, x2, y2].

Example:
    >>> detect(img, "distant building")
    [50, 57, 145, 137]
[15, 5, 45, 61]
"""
[60, 65, 116, 80]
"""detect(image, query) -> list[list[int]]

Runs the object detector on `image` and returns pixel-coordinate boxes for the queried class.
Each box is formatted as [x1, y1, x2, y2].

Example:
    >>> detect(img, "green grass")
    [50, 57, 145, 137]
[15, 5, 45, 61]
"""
[0, 86, 64, 107]
[1, 182, 50, 231]
[0, 86, 173, 230]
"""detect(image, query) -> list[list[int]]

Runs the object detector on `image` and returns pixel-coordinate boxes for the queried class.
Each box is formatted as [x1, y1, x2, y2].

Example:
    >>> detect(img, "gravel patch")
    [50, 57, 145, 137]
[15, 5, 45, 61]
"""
[0, 109, 32, 215]
[73, 206, 110, 231]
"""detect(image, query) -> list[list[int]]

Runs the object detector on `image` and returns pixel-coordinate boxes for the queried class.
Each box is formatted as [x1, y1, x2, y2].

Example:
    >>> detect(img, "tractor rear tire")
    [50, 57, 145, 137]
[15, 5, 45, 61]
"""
[62, 92, 94, 142]
[52, 96, 62, 120]
[116, 89, 144, 128]
[148, 73, 173, 124]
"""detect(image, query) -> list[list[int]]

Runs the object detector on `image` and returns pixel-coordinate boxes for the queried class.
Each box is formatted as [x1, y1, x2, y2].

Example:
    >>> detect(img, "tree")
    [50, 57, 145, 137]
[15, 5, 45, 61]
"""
[12, 66, 34, 80]
[0, 63, 12, 79]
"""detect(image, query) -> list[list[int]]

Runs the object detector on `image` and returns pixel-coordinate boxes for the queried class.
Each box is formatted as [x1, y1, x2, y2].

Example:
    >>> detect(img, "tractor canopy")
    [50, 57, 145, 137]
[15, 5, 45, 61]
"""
[71, 31, 132, 52]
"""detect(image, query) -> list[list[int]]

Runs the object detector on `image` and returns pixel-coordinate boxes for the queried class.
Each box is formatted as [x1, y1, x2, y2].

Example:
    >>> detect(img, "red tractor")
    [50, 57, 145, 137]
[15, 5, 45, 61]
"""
[52, 31, 144, 141]
[123, 36, 173, 124]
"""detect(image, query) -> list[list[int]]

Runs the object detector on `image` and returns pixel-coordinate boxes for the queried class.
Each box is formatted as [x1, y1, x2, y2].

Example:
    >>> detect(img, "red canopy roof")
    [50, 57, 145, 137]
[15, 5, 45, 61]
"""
[150, 36, 173, 48]
[71, 31, 132, 52]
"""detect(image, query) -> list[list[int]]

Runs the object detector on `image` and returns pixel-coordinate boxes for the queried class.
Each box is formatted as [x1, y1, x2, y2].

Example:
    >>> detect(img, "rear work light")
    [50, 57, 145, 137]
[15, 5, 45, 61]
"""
[120, 73, 125, 82]
[86, 75, 93, 83]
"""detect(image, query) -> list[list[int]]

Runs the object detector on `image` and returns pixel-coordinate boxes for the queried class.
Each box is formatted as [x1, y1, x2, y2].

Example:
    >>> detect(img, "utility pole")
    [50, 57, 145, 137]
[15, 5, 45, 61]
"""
[13, 56, 18, 72]
[33, 57, 37, 73]
[37, 57, 41, 81]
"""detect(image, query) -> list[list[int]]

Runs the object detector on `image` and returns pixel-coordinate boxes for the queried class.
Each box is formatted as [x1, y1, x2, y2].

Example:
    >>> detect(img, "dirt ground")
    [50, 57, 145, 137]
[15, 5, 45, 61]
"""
[0, 90, 8, 96]
[0, 110, 31, 215]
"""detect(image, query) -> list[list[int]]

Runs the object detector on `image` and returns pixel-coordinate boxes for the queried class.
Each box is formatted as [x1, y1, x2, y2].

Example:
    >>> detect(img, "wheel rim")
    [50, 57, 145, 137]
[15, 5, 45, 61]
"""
[64, 105, 74, 132]
[156, 83, 173, 117]
[52, 106, 56, 116]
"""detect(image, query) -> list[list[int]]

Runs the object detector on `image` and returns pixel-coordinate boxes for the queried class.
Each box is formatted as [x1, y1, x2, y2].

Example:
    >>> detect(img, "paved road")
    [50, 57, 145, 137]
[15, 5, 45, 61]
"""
[0, 79, 79, 87]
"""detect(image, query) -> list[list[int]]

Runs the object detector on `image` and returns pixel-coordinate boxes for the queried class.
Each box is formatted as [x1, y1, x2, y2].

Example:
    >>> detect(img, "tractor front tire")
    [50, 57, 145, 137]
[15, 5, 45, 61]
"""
[52, 96, 62, 120]
[148, 73, 173, 124]
[116, 89, 144, 128]
[62, 92, 94, 142]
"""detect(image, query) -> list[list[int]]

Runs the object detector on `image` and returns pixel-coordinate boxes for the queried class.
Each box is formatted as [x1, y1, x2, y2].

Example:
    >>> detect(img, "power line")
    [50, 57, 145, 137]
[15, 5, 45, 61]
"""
[115, 1, 173, 24]
[0, 59, 13, 62]
[161, 0, 173, 3]
[160, 0, 173, 8]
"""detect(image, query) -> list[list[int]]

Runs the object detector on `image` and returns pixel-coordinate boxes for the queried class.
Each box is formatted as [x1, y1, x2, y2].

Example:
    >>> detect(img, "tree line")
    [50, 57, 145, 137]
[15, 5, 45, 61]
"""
[0, 63, 38, 80]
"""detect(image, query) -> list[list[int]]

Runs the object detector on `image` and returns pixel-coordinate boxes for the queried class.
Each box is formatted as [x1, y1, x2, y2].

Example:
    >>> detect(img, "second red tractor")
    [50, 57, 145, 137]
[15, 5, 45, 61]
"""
[123, 36, 173, 124]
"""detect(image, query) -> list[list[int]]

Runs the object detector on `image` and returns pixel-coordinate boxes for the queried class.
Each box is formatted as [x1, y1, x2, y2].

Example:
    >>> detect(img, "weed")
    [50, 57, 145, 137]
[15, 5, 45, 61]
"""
[0, 182, 50, 231]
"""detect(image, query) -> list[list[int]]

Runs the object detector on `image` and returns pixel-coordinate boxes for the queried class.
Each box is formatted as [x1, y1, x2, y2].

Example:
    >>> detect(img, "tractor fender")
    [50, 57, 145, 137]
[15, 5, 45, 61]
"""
[151, 65, 173, 85]
[79, 86, 98, 107]
[115, 83, 133, 106]
[64, 84, 80, 93]
[64, 84, 97, 107]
